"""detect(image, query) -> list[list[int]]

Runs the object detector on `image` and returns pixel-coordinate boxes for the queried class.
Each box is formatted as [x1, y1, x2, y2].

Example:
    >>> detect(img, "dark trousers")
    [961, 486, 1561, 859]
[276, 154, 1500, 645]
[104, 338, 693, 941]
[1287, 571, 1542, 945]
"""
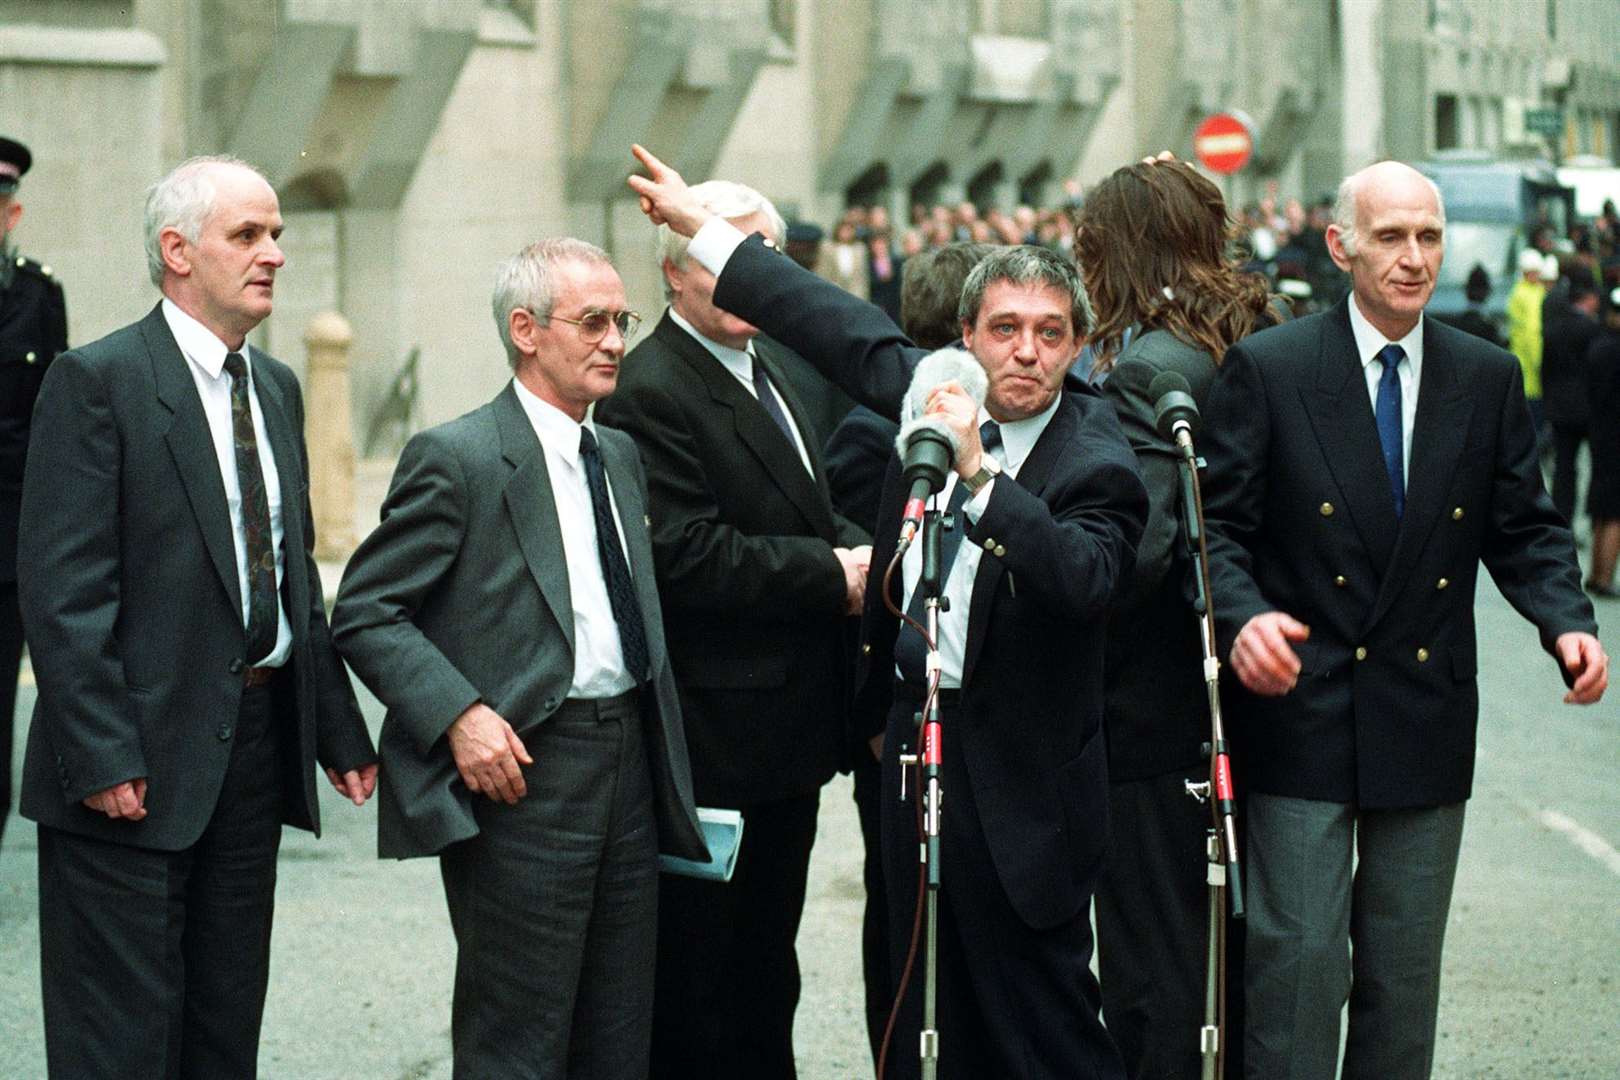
[0, 581, 21, 848]
[440, 691, 656, 1080]
[881, 695, 1123, 1080]
[1243, 793, 1466, 1080]
[38, 682, 286, 1079]
[651, 789, 821, 1080]
[1096, 766, 1246, 1080]
[1551, 422, 1587, 523]
[853, 754, 892, 1069]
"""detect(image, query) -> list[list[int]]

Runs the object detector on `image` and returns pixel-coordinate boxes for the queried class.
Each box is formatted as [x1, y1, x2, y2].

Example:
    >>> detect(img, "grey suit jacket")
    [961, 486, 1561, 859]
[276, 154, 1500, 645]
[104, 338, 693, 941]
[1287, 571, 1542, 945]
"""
[18, 303, 374, 850]
[331, 382, 707, 861]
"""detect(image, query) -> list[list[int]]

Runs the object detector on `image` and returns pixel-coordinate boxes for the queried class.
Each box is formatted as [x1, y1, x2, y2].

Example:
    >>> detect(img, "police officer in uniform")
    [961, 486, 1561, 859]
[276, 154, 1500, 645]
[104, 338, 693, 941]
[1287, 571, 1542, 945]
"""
[0, 135, 67, 846]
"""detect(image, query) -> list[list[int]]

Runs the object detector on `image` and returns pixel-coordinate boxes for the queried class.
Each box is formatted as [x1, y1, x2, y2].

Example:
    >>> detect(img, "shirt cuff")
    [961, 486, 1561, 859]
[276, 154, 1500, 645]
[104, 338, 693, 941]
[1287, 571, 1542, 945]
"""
[961, 478, 994, 521]
[688, 217, 748, 278]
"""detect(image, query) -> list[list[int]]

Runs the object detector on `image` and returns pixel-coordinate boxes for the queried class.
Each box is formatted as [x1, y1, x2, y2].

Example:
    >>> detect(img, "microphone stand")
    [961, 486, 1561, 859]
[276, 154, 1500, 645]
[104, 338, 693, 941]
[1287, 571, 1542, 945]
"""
[914, 505, 946, 1080]
[1171, 433, 1245, 1080]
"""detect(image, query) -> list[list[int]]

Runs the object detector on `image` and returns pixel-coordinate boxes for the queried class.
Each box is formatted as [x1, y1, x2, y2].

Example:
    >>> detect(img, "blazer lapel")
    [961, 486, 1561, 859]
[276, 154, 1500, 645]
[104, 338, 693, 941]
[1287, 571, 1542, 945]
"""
[959, 397, 1073, 687]
[656, 315, 838, 541]
[494, 384, 575, 654]
[1365, 321, 1474, 631]
[597, 430, 668, 671]
[1297, 301, 1399, 572]
[753, 338, 841, 538]
[143, 305, 243, 617]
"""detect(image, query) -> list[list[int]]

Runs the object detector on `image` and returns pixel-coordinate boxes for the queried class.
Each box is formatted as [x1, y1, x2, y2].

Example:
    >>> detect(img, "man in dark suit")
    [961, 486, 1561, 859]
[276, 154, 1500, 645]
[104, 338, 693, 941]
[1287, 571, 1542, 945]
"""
[332, 237, 708, 1078]
[1200, 160, 1607, 1079]
[1543, 270, 1604, 522]
[19, 156, 377, 1078]
[594, 180, 870, 1079]
[627, 146, 1147, 1079]
[0, 134, 67, 847]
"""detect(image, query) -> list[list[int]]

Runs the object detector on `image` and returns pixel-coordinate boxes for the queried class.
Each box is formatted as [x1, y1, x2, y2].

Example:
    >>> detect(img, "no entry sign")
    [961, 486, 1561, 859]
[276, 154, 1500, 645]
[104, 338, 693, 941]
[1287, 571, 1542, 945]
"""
[1194, 112, 1255, 174]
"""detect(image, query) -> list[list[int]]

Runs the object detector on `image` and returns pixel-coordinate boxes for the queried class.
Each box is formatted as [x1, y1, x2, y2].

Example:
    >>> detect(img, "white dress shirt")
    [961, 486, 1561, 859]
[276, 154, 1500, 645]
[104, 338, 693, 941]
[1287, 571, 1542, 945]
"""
[666, 307, 815, 476]
[1347, 295, 1423, 476]
[898, 394, 1061, 688]
[511, 379, 637, 699]
[161, 299, 292, 668]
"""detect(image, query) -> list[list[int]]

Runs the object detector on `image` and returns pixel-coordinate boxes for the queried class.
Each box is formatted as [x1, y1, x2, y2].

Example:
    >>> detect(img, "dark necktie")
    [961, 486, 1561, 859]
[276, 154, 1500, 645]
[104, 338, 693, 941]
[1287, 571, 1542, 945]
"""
[1374, 344, 1406, 519]
[894, 421, 1002, 684]
[222, 351, 278, 664]
[751, 358, 799, 450]
[578, 427, 650, 683]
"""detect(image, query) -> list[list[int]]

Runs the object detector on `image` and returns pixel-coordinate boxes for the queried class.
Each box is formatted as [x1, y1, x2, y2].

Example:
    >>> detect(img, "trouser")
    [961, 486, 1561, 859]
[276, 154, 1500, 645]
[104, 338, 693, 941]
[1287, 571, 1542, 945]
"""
[39, 680, 286, 1079]
[881, 692, 1124, 1080]
[1243, 793, 1466, 1080]
[441, 690, 657, 1080]
[853, 752, 893, 1070]
[0, 581, 21, 848]
[1096, 765, 1246, 1080]
[1551, 422, 1587, 524]
[651, 788, 821, 1080]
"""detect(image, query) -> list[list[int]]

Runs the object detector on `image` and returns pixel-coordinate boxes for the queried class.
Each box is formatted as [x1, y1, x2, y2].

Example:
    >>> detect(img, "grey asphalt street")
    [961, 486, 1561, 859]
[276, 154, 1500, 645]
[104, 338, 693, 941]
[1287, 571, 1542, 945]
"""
[1, 574, 1616, 1078]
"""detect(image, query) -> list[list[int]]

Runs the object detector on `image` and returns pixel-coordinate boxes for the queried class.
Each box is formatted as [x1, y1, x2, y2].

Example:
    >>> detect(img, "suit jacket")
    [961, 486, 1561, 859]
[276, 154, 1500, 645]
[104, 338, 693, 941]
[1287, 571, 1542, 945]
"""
[0, 254, 68, 582]
[1096, 330, 1222, 781]
[1542, 307, 1602, 428]
[594, 313, 869, 804]
[331, 382, 707, 861]
[706, 234, 1149, 929]
[17, 303, 374, 850]
[1201, 298, 1596, 809]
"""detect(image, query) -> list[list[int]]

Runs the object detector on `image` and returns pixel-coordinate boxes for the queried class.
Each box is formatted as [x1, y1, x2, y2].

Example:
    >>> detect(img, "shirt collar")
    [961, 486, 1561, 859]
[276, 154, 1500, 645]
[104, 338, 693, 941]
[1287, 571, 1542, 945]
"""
[668, 306, 755, 381]
[161, 296, 245, 379]
[1347, 292, 1424, 373]
[511, 375, 596, 468]
[980, 389, 1062, 474]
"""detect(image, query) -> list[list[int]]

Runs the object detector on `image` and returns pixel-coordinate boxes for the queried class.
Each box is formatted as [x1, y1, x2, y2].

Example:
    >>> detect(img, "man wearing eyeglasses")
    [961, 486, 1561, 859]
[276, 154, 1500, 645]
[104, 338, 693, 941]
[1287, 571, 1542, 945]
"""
[333, 238, 708, 1078]
[595, 180, 872, 1079]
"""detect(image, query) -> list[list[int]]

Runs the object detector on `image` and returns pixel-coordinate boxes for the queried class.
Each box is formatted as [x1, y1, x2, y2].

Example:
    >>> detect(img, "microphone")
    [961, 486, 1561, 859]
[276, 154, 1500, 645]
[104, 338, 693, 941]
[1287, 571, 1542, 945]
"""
[894, 348, 989, 543]
[1150, 370, 1201, 454]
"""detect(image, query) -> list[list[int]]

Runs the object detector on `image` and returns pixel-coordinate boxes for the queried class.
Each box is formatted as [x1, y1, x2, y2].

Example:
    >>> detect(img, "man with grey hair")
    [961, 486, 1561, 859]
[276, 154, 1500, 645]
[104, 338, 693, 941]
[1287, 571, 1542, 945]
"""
[628, 146, 1145, 1079]
[333, 237, 707, 1078]
[1200, 159, 1605, 1078]
[19, 154, 377, 1076]
[595, 179, 872, 1078]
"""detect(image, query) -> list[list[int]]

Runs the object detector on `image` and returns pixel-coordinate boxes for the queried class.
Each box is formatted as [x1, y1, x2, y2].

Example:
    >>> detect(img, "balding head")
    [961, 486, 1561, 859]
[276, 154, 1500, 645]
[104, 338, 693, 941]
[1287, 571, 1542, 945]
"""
[1331, 161, 1444, 257]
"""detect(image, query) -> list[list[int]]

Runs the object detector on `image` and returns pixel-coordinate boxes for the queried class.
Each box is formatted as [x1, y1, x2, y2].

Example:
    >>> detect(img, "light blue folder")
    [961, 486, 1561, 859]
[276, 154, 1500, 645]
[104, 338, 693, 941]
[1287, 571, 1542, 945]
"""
[658, 807, 744, 883]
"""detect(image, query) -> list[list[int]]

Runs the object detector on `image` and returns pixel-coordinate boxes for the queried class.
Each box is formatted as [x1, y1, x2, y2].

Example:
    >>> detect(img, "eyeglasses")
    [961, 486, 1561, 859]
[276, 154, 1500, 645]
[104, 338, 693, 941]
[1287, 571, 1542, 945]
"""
[541, 308, 642, 343]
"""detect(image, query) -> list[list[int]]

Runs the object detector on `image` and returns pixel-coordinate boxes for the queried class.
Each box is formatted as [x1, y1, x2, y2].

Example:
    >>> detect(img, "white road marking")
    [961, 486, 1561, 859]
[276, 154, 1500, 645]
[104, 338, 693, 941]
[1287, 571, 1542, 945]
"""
[1534, 807, 1620, 878]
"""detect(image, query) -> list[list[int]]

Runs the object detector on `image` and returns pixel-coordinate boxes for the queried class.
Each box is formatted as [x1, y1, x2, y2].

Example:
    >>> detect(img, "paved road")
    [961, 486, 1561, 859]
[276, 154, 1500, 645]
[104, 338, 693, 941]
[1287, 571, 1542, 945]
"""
[1, 576, 1616, 1078]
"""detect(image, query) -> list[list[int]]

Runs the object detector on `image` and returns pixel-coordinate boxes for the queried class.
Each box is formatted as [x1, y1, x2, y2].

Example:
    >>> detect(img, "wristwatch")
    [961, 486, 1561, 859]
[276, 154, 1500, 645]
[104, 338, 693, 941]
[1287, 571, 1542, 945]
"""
[961, 454, 1002, 497]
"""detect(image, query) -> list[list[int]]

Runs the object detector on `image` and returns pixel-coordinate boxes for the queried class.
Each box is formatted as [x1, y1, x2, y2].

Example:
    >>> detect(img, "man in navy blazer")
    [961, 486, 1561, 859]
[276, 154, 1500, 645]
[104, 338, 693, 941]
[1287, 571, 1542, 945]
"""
[628, 147, 1146, 1079]
[1200, 161, 1607, 1079]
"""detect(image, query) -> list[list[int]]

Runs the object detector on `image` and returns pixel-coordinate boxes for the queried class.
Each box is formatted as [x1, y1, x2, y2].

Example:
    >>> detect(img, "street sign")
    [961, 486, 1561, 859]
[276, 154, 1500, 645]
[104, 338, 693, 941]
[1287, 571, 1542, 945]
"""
[1524, 108, 1564, 138]
[1194, 112, 1255, 174]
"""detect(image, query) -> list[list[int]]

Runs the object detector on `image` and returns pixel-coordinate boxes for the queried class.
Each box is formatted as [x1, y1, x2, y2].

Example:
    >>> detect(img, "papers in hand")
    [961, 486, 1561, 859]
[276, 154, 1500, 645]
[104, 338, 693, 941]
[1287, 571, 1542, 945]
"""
[658, 807, 744, 883]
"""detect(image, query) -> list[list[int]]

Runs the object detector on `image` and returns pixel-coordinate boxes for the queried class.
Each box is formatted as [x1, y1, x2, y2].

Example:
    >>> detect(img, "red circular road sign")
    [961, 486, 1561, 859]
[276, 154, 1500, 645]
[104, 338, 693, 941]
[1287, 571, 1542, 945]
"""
[1194, 113, 1255, 174]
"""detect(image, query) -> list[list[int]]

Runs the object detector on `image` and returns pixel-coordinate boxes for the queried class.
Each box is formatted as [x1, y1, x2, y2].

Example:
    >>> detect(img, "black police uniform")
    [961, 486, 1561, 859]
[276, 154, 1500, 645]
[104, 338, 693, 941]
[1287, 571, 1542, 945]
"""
[0, 251, 67, 844]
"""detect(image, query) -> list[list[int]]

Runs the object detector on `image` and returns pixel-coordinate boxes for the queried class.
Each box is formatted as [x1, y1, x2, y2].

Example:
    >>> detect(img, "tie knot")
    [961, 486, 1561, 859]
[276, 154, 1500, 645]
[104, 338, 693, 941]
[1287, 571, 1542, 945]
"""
[578, 425, 599, 458]
[979, 420, 1003, 455]
[1376, 344, 1404, 371]
[223, 351, 248, 380]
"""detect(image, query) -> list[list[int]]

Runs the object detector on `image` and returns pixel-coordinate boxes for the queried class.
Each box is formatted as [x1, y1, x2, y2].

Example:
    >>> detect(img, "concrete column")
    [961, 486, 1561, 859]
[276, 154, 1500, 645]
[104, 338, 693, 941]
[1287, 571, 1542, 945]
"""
[304, 311, 358, 562]
[1340, 0, 1383, 169]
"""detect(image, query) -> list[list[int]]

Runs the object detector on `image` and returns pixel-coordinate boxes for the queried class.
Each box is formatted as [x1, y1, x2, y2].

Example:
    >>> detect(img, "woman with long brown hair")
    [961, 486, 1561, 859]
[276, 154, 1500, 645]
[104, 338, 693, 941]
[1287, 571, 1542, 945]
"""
[1078, 158, 1278, 1080]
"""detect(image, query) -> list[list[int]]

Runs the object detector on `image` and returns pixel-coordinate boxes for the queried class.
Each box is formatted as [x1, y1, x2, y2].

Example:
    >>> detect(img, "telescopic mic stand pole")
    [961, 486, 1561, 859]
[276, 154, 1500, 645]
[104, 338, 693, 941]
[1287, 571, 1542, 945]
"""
[915, 505, 946, 1080]
[1153, 374, 1244, 1080]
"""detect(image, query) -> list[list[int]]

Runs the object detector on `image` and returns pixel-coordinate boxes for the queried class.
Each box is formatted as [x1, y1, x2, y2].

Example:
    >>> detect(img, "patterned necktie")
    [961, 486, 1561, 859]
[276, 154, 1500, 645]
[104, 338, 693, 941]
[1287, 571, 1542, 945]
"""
[894, 421, 1002, 684]
[578, 427, 650, 683]
[222, 351, 278, 663]
[1374, 344, 1406, 519]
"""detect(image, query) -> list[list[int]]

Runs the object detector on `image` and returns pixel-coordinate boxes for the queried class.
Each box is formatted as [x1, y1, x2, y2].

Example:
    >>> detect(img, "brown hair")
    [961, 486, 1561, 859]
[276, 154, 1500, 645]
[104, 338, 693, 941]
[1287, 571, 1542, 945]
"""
[1076, 160, 1271, 373]
[899, 242, 996, 349]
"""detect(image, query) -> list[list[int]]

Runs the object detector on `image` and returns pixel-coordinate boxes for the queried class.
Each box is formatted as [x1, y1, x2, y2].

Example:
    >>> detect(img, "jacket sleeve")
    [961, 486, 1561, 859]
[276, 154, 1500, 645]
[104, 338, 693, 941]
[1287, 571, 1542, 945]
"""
[1100, 355, 1186, 610]
[17, 351, 145, 801]
[331, 429, 483, 756]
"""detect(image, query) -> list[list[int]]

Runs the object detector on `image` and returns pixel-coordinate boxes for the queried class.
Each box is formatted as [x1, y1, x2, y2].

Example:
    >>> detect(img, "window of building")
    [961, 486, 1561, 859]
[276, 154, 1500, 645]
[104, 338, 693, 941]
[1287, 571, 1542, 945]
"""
[1435, 94, 1459, 151]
